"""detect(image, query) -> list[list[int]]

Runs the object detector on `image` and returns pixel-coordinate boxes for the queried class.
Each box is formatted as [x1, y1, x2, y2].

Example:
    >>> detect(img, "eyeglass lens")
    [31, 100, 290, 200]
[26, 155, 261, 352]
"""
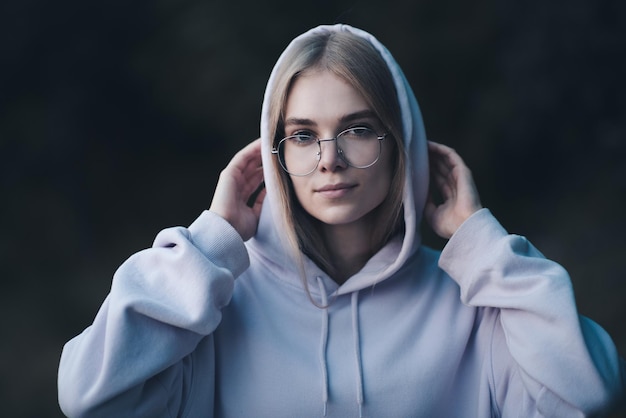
[279, 128, 382, 176]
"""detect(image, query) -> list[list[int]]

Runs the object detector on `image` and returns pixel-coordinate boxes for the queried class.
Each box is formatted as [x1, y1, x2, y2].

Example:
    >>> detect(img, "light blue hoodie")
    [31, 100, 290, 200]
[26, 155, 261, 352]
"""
[58, 24, 624, 417]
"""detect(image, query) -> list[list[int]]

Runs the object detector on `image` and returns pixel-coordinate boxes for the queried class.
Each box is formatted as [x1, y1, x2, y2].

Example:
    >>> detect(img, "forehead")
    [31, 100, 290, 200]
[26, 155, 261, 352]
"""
[284, 70, 371, 124]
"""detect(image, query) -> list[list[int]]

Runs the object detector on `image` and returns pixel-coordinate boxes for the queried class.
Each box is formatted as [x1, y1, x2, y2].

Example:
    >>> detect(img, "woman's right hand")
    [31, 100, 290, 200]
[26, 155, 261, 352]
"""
[209, 138, 266, 241]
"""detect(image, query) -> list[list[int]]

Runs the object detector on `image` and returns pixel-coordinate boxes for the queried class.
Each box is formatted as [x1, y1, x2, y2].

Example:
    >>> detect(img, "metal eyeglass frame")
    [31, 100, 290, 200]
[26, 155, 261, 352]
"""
[271, 127, 388, 177]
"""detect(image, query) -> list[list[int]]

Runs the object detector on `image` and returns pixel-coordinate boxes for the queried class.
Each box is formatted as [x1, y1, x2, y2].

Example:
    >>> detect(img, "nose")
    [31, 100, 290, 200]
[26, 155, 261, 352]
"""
[317, 138, 347, 172]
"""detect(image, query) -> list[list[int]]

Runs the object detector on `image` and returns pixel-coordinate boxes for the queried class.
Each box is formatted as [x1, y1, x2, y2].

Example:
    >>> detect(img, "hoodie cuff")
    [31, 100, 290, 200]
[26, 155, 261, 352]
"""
[438, 208, 508, 282]
[188, 210, 250, 278]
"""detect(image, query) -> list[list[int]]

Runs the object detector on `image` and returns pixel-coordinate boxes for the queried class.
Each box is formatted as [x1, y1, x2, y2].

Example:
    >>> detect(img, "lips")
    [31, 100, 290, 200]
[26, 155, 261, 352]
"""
[316, 183, 355, 192]
[315, 183, 357, 198]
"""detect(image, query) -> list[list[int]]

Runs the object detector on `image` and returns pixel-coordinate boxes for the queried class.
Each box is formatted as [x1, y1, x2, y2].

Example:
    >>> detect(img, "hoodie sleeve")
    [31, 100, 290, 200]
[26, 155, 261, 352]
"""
[58, 210, 249, 418]
[438, 208, 624, 417]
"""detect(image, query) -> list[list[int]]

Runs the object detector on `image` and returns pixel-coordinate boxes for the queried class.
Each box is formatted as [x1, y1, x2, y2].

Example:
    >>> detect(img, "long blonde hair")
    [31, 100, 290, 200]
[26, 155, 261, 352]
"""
[267, 29, 406, 281]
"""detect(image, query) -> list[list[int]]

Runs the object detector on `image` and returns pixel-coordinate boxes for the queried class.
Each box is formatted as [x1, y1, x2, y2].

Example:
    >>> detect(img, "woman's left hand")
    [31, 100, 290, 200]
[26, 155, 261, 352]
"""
[424, 141, 483, 239]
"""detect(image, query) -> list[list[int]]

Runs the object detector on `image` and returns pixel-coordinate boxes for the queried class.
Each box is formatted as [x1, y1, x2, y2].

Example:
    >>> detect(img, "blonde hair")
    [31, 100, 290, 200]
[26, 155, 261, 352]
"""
[267, 29, 406, 282]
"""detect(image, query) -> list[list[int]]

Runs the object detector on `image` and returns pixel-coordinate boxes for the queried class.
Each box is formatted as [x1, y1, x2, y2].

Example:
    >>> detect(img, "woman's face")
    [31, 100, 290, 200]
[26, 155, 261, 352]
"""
[283, 70, 394, 228]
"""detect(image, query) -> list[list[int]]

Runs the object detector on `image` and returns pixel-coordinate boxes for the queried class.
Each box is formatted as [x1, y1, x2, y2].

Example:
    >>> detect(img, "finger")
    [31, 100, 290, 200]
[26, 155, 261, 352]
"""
[428, 142, 454, 179]
[225, 139, 264, 197]
[233, 137, 262, 160]
[428, 141, 468, 175]
[250, 186, 266, 217]
[242, 175, 265, 207]
[429, 140, 472, 196]
[431, 141, 483, 213]
[429, 150, 454, 200]
[428, 140, 456, 157]
[430, 155, 453, 191]
[239, 165, 264, 197]
[423, 193, 437, 224]
[240, 147, 264, 175]
[229, 138, 263, 174]
[434, 172, 453, 201]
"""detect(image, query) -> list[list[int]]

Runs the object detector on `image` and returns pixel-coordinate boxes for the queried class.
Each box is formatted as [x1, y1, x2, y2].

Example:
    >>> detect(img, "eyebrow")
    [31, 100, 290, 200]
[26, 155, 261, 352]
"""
[283, 110, 378, 127]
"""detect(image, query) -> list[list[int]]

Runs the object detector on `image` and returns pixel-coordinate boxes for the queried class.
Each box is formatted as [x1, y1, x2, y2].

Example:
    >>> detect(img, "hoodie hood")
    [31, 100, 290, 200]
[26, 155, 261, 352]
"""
[249, 24, 428, 295]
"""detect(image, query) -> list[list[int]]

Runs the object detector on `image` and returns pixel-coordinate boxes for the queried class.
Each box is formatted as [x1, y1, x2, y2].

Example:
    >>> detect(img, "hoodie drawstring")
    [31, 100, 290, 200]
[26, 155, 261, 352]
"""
[317, 278, 365, 417]
[352, 291, 364, 418]
[317, 277, 329, 416]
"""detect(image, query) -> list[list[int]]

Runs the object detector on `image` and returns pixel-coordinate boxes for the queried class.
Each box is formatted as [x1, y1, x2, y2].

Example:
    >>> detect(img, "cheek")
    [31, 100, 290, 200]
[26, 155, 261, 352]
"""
[370, 148, 395, 200]
[368, 168, 393, 205]
[289, 178, 309, 205]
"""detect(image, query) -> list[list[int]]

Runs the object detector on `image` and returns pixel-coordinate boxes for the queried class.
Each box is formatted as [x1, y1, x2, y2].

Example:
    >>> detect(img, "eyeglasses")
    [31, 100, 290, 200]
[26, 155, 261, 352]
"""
[271, 127, 387, 176]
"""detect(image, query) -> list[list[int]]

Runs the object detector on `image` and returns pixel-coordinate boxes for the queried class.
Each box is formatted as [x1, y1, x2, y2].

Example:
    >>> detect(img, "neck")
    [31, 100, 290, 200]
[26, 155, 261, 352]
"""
[320, 216, 377, 285]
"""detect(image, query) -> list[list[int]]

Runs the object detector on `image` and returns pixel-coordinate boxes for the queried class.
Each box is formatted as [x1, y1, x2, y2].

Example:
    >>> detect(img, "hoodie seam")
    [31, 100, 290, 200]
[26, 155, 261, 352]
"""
[151, 365, 183, 418]
[489, 310, 502, 418]
[181, 355, 195, 418]
[247, 245, 334, 297]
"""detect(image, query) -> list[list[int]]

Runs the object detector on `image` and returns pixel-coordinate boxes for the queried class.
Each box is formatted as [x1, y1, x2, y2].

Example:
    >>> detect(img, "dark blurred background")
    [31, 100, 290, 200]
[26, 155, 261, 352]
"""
[1, 0, 625, 416]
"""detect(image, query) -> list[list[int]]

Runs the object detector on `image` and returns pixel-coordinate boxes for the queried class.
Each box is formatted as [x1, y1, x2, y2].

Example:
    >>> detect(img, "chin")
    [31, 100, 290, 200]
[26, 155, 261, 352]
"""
[311, 208, 371, 226]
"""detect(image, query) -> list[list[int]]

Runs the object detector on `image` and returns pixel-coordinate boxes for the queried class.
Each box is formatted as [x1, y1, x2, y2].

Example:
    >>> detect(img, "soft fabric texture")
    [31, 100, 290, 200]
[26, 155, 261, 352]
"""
[58, 24, 624, 417]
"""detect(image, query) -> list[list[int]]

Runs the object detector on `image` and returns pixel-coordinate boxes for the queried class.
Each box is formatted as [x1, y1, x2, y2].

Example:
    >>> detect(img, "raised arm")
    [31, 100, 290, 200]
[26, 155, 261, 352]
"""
[58, 139, 266, 417]
[426, 140, 624, 415]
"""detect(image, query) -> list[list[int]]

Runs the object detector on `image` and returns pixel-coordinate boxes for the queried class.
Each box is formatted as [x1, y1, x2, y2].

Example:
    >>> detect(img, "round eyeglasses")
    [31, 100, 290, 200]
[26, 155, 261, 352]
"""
[271, 127, 387, 176]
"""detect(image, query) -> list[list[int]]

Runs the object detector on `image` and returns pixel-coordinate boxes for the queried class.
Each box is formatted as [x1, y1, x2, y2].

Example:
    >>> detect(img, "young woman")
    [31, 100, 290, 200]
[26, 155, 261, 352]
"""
[58, 24, 624, 417]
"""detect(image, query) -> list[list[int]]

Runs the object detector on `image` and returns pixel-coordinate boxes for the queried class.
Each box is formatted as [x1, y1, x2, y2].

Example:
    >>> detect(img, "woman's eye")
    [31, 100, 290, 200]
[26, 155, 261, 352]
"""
[289, 132, 317, 145]
[345, 126, 373, 137]
[294, 132, 314, 139]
